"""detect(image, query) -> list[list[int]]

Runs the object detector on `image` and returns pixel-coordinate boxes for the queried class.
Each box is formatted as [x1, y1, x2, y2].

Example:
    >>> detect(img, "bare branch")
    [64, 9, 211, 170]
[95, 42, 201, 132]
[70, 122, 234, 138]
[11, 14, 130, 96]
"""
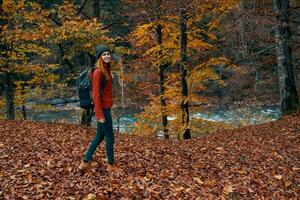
[291, 20, 300, 24]
[76, 0, 88, 15]
[49, 16, 62, 26]
[234, 44, 277, 64]
[73, 0, 90, 20]
[290, 6, 300, 10]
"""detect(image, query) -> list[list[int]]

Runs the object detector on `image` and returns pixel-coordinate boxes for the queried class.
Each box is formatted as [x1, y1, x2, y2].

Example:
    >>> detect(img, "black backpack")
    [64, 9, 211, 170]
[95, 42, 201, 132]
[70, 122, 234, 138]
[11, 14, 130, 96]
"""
[76, 68, 106, 109]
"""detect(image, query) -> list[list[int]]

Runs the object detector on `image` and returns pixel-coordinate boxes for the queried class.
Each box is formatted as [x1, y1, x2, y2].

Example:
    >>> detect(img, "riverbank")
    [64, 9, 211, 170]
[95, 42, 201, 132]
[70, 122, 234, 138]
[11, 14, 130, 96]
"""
[4, 98, 282, 134]
[0, 110, 299, 199]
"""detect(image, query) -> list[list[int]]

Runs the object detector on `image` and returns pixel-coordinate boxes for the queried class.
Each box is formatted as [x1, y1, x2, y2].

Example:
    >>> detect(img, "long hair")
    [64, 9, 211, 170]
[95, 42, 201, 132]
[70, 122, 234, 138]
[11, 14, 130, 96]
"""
[95, 57, 111, 80]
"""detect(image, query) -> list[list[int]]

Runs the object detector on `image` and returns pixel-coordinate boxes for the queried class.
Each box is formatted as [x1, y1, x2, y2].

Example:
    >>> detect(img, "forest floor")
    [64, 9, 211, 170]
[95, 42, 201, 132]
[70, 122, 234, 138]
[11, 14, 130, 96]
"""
[0, 110, 299, 199]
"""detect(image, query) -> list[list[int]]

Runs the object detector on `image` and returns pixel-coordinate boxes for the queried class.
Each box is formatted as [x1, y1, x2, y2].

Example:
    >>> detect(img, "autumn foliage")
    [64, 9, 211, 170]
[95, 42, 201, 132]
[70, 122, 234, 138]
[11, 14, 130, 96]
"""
[1, 111, 299, 199]
[127, 0, 242, 138]
[0, 0, 115, 119]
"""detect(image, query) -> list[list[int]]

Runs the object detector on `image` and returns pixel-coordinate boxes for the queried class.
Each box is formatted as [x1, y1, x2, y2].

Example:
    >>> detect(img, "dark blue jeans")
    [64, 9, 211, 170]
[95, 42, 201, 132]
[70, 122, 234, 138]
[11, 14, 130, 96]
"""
[83, 108, 114, 164]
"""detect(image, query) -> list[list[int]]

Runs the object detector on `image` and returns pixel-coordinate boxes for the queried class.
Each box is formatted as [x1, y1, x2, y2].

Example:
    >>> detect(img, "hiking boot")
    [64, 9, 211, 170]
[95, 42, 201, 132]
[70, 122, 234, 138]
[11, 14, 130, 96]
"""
[78, 160, 90, 171]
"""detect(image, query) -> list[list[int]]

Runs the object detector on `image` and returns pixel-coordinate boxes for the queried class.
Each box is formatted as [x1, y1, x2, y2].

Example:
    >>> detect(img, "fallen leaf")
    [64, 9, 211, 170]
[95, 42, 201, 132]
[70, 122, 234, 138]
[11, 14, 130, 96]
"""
[24, 163, 31, 168]
[66, 167, 72, 172]
[175, 186, 184, 192]
[284, 181, 292, 188]
[10, 175, 16, 180]
[223, 185, 234, 194]
[1, 155, 8, 159]
[84, 193, 96, 200]
[292, 167, 300, 171]
[238, 167, 247, 174]
[274, 175, 282, 180]
[1, 111, 300, 199]
[25, 173, 32, 182]
[47, 159, 52, 167]
[193, 177, 204, 185]
[205, 179, 215, 187]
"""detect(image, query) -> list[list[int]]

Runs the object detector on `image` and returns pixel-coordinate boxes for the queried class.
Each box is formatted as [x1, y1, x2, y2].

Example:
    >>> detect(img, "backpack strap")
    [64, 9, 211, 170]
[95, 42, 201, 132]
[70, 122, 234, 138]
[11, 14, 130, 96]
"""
[88, 68, 94, 103]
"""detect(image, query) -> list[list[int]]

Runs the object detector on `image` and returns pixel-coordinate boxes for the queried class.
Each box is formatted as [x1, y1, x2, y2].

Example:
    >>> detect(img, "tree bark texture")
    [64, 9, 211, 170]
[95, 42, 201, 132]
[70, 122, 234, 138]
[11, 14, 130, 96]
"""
[180, 10, 191, 139]
[273, 0, 299, 114]
[92, 0, 100, 18]
[156, 24, 169, 139]
[239, 0, 249, 59]
[21, 86, 26, 120]
[4, 73, 15, 119]
[1, 1, 15, 119]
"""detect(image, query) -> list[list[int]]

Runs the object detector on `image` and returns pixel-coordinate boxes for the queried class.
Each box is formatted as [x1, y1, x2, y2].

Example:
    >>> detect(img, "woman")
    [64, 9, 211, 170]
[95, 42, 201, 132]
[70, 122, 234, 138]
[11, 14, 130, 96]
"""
[78, 45, 116, 172]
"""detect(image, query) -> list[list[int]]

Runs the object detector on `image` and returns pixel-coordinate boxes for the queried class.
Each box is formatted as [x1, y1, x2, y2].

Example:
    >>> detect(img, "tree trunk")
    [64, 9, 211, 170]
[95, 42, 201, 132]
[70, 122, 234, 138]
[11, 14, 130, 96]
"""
[116, 56, 125, 133]
[22, 105, 27, 120]
[179, 10, 191, 139]
[273, 0, 299, 114]
[92, 0, 100, 18]
[156, 24, 169, 139]
[4, 73, 15, 119]
[21, 85, 27, 120]
[0, 1, 15, 120]
[239, 0, 249, 60]
[58, 44, 76, 72]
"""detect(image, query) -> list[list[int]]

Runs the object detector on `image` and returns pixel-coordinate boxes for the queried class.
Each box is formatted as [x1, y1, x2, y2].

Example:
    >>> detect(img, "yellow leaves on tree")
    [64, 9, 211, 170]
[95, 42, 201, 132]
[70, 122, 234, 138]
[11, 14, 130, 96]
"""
[50, 2, 114, 60]
[2, 0, 17, 14]
[130, 1, 241, 137]
[1, 0, 115, 113]
[131, 22, 156, 47]
[130, 8, 234, 67]
[1, 1, 53, 65]
[0, 1, 56, 113]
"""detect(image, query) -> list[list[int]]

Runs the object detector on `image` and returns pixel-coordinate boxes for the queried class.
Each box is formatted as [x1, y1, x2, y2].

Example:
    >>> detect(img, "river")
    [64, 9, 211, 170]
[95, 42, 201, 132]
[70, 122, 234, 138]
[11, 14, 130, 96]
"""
[24, 100, 281, 133]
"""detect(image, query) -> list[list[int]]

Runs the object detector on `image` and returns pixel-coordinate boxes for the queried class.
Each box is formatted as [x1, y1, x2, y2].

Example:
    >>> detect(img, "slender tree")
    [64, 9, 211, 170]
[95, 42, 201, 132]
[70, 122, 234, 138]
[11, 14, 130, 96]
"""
[126, 0, 170, 137]
[0, 0, 14, 119]
[179, 9, 191, 139]
[3, 73, 15, 119]
[92, 0, 100, 18]
[130, 0, 239, 138]
[273, 0, 299, 114]
[156, 23, 169, 139]
[0, 1, 56, 119]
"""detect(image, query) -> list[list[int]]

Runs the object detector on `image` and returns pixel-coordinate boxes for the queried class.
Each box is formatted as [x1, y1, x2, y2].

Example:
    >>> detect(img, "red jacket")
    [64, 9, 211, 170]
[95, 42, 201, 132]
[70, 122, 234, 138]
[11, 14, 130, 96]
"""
[91, 68, 113, 120]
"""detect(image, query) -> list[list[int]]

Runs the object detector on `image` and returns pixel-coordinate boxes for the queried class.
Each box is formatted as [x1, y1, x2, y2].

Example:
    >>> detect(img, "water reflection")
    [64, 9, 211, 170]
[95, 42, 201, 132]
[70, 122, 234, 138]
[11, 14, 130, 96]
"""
[26, 103, 281, 133]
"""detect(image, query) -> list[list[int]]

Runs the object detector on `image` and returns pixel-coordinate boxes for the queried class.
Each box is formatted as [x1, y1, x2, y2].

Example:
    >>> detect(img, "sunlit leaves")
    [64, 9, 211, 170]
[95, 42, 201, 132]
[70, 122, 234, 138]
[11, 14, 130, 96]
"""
[2, 0, 17, 15]
[0, 0, 54, 75]
[1, 0, 116, 117]
[131, 22, 156, 47]
[129, 1, 241, 137]
[189, 57, 236, 85]
[49, 2, 114, 61]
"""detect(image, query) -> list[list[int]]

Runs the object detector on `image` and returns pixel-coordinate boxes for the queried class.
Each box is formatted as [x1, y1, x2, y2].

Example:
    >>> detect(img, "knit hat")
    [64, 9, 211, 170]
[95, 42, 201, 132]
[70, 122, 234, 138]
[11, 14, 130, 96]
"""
[96, 45, 111, 59]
